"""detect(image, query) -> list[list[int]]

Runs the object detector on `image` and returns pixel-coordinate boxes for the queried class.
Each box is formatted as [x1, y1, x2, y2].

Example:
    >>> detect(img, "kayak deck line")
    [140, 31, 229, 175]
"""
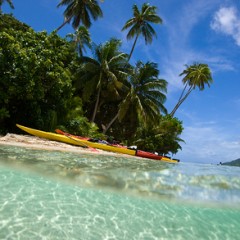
[55, 129, 98, 152]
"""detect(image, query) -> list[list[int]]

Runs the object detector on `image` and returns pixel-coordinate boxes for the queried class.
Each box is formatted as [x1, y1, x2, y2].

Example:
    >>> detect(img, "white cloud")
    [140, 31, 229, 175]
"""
[207, 56, 235, 72]
[176, 123, 240, 164]
[159, 1, 223, 92]
[158, 2, 238, 98]
[211, 6, 240, 46]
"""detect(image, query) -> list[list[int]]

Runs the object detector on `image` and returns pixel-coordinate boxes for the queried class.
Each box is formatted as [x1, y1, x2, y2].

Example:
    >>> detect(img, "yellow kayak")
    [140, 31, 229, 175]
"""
[16, 124, 179, 163]
[16, 124, 136, 156]
[160, 157, 179, 163]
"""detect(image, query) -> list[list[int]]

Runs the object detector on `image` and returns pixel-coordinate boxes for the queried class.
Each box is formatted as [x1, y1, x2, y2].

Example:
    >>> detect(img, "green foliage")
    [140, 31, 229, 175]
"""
[66, 26, 92, 57]
[122, 3, 163, 61]
[222, 158, 240, 167]
[119, 61, 167, 124]
[0, 13, 185, 155]
[134, 115, 184, 155]
[122, 3, 162, 43]
[56, 0, 103, 31]
[77, 38, 129, 122]
[58, 97, 104, 138]
[64, 117, 103, 138]
[170, 63, 213, 117]
[0, 14, 77, 132]
[0, 0, 14, 12]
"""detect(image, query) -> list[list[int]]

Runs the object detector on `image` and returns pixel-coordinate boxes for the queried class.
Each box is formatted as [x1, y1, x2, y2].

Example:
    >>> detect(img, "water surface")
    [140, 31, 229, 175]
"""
[0, 145, 240, 239]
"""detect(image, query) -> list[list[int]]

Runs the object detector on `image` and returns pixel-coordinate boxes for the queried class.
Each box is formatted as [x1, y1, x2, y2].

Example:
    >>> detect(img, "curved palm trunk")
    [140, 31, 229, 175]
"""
[74, 38, 83, 57]
[177, 84, 188, 104]
[102, 112, 119, 134]
[91, 74, 102, 123]
[55, 17, 71, 32]
[78, 46, 83, 57]
[170, 86, 193, 117]
[127, 33, 139, 63]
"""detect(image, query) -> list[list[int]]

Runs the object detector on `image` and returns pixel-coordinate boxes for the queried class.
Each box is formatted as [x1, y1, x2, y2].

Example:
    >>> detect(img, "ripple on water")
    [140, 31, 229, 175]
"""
[0, 145, 240, 239]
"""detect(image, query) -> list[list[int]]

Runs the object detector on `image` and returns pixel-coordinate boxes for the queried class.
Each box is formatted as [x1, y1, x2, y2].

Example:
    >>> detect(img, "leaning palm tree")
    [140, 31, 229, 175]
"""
[170, 63, 213, 117]
[103, 61, 167, 134]
[134, 115, 184, 154]
[66, 26, 91, 57]
[77, 38, 129, 123]
[0, 0, 14, 12]
[122, 3, 162, 62]
[56, 0, 103, 32]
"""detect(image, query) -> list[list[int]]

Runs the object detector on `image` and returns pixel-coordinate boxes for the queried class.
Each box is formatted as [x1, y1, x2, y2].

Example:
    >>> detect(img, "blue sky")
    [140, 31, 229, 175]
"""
[3, 0, 240, 164]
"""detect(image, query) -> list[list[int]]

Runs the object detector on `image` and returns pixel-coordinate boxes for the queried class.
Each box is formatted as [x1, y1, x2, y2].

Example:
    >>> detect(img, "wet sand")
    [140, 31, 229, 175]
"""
[0, 133, 134, 158]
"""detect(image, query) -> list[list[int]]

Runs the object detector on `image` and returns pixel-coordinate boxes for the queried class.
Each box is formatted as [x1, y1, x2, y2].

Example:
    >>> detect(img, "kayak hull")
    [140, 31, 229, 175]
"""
[136, 150, 179, 163]
[16, 124, 179, 163]
[16, 124, 136, 156]
[136, 150, 162, 160]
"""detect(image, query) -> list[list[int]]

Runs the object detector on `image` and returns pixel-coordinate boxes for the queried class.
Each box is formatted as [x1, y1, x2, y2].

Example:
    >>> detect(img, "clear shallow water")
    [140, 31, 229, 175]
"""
[0, 145, 240, 239]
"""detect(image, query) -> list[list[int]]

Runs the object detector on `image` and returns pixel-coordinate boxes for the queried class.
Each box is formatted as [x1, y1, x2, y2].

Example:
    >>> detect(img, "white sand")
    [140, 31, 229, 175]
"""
[0, 133, 134, 158]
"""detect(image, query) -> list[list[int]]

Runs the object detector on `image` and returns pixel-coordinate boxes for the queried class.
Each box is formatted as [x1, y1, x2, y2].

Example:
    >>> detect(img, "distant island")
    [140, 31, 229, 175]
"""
[220, 158, 240, 167]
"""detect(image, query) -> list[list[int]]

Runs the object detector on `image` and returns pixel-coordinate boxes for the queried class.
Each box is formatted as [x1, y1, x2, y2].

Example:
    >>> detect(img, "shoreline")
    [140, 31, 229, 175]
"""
[0, 133, 135, 158]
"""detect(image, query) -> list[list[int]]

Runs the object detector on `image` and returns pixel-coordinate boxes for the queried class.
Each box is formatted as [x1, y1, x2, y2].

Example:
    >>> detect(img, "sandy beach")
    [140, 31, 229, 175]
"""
[0, 133, 133, 158]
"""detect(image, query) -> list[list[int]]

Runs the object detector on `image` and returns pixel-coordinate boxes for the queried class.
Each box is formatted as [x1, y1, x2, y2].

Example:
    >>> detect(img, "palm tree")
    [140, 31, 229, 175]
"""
[134, 115, 184, 154]
[56, 0, 103, 32]
[170, 63, 213, 117]
[122, 3, 162, 62]
[0, 0, 14, 12]
[66, 26, 91, 57]
[103, 61, 167, 134]
[77, 38, 129, 123]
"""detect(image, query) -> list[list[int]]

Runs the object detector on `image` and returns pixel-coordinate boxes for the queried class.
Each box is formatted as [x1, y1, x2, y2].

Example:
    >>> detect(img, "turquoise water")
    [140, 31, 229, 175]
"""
[0, 145, 240, 239]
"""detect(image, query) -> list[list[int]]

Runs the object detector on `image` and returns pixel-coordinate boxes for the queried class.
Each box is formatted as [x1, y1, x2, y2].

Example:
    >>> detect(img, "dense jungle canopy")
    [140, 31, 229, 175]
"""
[0, 13, 185, 155]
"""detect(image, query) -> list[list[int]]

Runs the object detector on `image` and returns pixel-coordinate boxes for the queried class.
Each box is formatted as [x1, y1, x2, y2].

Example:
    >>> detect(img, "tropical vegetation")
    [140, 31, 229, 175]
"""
[77, 38, 129, 123]
[0, 0, 14, 12]
[66, 26, 92, 57]
[103, 61, 167, 135]
[0, 1, 213, 156]
[170, 63, 213, 117]
[56, 0, 103, 32]
[0, 14, 77, 132]
[122, 3, 163, 62]
[221, 158, 240, 167]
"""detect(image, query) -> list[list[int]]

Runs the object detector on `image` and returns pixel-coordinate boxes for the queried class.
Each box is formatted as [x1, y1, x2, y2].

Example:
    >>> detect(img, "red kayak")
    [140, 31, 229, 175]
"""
[55, 129, 179, 163]
[136, 150, 163, 160]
